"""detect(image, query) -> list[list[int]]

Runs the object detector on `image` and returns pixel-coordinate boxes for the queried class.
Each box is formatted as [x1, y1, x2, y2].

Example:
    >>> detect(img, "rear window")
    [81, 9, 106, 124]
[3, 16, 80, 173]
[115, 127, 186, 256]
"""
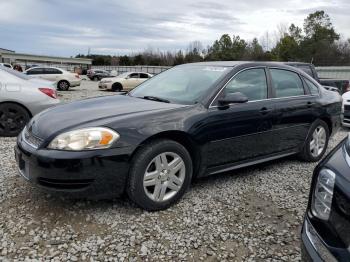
[303, 77, 319, 95]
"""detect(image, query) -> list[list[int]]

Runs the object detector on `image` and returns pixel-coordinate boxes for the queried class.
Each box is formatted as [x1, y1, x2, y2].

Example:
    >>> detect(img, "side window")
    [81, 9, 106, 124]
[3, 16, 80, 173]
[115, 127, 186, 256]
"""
[270, 69, 305, 98]
[140, 73, 149, 79]
[129, 73, 139, 78]
[224, 68, 267, 101]
[304, 77, 319, 95]
[26, 68, 44, 75]
[45, 68, 62, 74]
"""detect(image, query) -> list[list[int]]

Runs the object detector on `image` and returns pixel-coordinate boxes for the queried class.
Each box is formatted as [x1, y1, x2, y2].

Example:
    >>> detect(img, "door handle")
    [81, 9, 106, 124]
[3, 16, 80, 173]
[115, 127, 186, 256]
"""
[260, 107, 272, 115]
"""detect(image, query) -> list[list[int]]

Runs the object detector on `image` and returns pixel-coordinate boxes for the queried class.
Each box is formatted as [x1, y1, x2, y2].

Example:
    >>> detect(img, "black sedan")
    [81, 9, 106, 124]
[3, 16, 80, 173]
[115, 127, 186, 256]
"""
[15, 62, 342, 211]
[301, 136, 350, 261]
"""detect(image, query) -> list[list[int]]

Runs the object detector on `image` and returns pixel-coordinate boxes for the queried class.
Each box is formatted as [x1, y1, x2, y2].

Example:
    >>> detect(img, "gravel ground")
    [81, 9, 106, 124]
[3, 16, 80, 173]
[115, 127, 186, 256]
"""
[0, 80, 347, 261]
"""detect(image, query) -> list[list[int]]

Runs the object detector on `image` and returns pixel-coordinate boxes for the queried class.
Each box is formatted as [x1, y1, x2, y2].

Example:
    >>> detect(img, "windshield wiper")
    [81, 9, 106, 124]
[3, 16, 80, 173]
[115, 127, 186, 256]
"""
[142, 96, 170, 103]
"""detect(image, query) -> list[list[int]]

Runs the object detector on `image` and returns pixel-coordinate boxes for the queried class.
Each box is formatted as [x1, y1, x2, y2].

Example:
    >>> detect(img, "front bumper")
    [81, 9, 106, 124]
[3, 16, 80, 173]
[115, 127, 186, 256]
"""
[15, 133, 132, 199]
[301, 217, 337, 262]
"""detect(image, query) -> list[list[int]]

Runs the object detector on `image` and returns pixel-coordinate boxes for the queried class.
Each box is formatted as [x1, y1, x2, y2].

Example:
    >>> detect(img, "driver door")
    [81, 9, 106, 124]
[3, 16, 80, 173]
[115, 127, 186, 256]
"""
[204, 68, 276, 168]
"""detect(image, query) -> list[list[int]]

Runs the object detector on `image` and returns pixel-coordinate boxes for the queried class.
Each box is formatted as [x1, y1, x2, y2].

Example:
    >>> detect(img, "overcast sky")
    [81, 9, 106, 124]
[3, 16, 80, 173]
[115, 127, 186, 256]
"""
[0, 0, 349, 57]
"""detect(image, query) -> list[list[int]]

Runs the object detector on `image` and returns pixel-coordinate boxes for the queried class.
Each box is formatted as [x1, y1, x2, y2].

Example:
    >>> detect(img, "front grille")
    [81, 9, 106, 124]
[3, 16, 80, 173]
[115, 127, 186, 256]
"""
[22, 127, 43, 149]
[38, 177, 94, 190]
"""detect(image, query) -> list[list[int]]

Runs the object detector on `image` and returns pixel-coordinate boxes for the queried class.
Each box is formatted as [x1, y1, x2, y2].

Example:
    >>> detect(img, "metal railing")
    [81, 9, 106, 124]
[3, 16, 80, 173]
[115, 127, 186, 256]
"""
[91, 65, 171, 75]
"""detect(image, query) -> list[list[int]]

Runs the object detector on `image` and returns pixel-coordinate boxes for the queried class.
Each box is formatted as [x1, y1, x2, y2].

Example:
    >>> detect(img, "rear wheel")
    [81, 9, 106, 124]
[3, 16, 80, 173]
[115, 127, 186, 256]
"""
[57, 80, 70, 91]
[0, 103, 30, 137]
[112, 83, 123, 92]
[127, 139, 193, 211]
[299, 120, 329, 162]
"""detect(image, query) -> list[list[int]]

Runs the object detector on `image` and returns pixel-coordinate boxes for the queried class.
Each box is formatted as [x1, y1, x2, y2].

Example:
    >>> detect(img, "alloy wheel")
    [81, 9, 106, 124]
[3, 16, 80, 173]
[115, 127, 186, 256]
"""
[59, 81, 69, 90]
[143, 152, 186, 202]
[310, 126, 327, 158]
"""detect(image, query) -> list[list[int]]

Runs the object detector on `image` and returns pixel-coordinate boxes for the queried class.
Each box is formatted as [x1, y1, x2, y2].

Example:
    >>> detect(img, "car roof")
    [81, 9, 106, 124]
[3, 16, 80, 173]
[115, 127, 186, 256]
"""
[181, 61, 308, 70]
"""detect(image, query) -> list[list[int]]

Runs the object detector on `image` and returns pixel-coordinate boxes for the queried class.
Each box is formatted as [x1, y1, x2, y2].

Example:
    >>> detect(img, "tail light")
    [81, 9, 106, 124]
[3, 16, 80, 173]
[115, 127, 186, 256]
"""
[39, 88, 57, 99]
[75, 74, 80, 79]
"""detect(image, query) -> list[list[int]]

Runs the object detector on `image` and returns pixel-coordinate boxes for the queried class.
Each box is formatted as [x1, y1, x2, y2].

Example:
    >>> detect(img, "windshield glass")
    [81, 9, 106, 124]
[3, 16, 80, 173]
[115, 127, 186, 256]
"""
[129, 65, 230, 104]
[0, 65, 31, 80]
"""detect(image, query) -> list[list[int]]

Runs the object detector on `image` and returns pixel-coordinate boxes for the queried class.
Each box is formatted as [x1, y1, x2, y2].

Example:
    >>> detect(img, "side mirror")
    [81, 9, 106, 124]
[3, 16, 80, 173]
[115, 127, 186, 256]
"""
[218, 92, 248, 107]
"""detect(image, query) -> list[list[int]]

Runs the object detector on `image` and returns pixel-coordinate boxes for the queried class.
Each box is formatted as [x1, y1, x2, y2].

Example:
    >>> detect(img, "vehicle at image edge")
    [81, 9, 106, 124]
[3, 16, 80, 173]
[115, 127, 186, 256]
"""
[98, 72, 153, 92]
[15, 61, 342, 211]
[341, 91, 350, 127]
[0, 65, 59, 137]
[0, 63, 13, 69]
[24, 67, 81, 91]
[301, 134, 350, 261]
[87, 69, 113, 81]
[285, 62, 350, 94]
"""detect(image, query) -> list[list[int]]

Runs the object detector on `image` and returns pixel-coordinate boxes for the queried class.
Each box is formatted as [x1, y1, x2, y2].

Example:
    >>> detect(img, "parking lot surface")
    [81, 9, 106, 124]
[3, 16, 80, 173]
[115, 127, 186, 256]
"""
[0, 80, 347, 261]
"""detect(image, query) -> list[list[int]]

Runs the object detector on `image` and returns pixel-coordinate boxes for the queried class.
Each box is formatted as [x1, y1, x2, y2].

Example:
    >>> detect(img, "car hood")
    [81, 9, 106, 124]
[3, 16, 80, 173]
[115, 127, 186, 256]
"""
[28, 94, 185, 139]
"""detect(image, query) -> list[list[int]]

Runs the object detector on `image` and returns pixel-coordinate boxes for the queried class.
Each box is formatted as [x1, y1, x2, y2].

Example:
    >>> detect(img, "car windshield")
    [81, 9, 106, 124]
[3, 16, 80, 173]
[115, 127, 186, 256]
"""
[0, 65, 31, 80]
[129, 65, 230, 104]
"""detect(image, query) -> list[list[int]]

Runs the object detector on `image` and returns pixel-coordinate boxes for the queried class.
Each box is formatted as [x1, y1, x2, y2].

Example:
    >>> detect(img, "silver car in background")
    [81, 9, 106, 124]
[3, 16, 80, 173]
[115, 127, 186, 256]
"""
[0, 66, 60, 137]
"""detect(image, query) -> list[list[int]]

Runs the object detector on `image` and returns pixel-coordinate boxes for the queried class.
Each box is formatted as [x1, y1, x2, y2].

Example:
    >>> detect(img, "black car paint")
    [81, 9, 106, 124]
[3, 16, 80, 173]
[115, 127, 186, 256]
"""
[301, 138, 350, 261]
[16, 62, 342, 198]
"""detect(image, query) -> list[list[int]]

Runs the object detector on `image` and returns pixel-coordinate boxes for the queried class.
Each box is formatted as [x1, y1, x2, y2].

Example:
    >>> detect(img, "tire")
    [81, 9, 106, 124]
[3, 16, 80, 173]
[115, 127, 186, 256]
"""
[57, 80, 70, 91]
[0, 103, 31, 137]
[298, 120, 329, 162]
[127, 139, 193, 211]
[112, 83, 123, 92]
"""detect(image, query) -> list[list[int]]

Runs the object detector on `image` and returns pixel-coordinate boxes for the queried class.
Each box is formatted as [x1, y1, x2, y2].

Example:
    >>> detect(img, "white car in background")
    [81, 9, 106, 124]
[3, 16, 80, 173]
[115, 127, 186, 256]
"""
[342, 91, 350, 127]
[0, 63, 13, 69]
[98, 72, 153, 92]
[0, 65, 59, 136]
[24, 67, 81, 91]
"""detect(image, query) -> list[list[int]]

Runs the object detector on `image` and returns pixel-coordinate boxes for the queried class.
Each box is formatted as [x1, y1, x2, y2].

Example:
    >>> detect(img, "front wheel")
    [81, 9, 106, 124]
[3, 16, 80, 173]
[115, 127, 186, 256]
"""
[299, 120, 329, 162]
[127, 139, 193, 211]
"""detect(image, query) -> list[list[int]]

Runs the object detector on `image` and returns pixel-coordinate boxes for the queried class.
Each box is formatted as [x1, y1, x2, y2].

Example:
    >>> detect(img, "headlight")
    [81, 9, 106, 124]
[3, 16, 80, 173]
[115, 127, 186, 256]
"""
[312, 168, 336, 220]
[48, 127, 119, 151]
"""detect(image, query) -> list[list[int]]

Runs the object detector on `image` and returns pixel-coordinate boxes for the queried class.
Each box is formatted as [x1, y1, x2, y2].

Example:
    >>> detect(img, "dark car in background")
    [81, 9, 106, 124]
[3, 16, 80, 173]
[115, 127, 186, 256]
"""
[301, 136, 350, 261]
[286, 62, 350, 94]
[87, 69, 112, 81]
[15, 62, 341, 211]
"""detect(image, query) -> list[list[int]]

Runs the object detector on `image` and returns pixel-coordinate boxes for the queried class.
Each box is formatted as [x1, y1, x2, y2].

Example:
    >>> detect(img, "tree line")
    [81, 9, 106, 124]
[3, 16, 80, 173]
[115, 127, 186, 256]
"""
[76, 11, 350, 67]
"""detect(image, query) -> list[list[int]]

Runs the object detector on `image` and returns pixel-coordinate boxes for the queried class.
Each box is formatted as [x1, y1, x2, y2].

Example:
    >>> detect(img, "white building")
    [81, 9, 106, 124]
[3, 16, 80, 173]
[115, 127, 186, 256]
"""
[0, 48, 92, 71]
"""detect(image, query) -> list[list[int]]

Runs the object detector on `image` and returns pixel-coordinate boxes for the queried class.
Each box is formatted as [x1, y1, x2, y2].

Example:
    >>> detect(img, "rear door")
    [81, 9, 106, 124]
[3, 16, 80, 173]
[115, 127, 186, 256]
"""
[43, 68, 62, 81]
[205, 67, 276, 168]
[268, 68, 317, 152]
